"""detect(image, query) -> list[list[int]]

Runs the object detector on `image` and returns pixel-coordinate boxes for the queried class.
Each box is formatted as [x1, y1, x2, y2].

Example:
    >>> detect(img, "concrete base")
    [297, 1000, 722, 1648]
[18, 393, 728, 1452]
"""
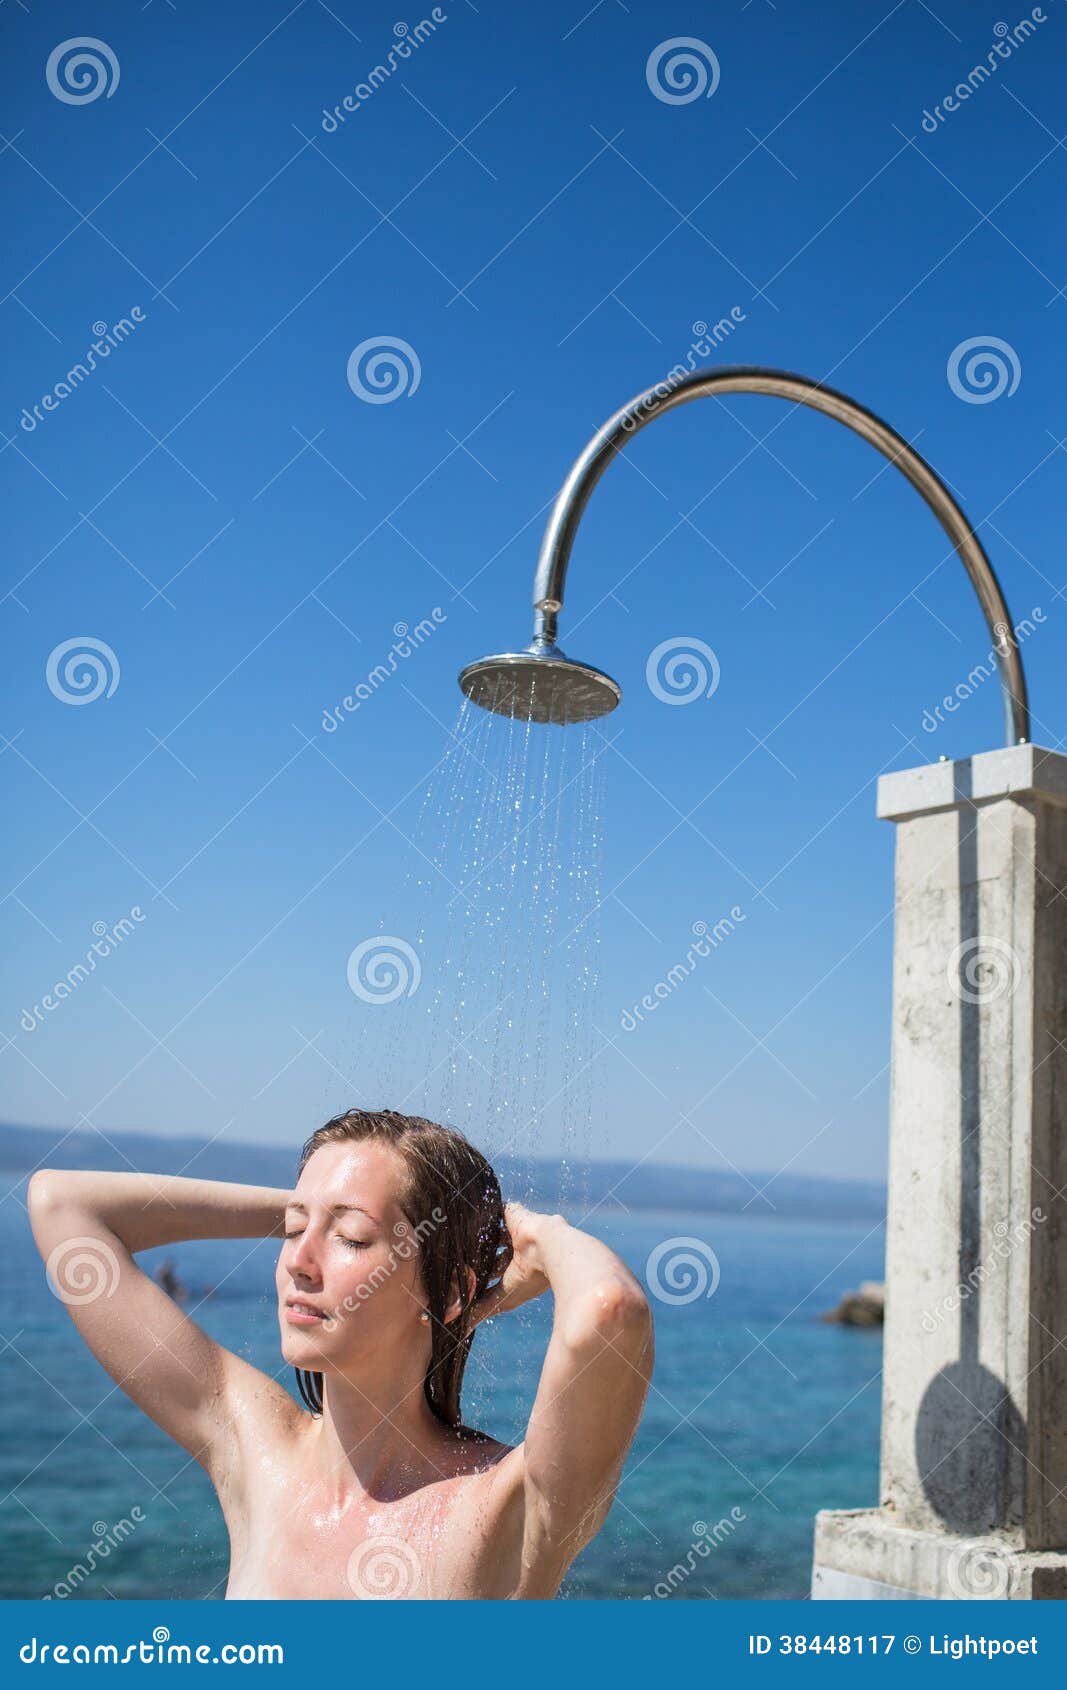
[814, 1508, 1067, 1600]
[808, 747, 1067, 1600]
[873, 744, 1067, 1545]
[813, 1568, 927, 1601]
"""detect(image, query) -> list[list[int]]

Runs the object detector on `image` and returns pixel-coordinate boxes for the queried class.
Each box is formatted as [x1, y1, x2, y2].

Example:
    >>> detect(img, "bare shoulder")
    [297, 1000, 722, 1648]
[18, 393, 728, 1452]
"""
[208, 1351, 305, 1488]
[229, 1349, 303, 1424]
[441, 1432, 530, 1592]
[432, 1427, 525, 1514]
[446, 1435, 578, 1598]
[436, 1425, 519, 1479]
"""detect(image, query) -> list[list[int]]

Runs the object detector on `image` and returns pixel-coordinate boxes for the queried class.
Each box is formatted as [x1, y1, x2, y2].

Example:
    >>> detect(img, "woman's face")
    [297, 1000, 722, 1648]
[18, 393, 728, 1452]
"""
[276, 1140, 426, 1373]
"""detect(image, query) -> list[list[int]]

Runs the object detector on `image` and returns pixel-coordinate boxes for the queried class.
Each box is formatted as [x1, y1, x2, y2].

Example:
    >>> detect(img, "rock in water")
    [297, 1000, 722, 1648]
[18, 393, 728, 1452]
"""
[823, 1280, 884, 1326]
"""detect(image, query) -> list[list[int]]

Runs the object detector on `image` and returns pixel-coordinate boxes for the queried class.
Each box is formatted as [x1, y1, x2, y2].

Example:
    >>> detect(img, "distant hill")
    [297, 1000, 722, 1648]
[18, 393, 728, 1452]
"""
[0, 1120, 886, 1221]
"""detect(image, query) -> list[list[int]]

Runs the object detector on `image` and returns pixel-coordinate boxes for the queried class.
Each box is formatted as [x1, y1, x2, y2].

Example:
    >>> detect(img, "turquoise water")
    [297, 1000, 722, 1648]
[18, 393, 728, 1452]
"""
[4, 1197, 883, 1600]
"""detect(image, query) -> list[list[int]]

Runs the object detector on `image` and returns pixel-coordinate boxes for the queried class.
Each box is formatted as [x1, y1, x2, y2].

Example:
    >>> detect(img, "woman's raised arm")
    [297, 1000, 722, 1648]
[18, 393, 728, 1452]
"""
[28, 1169, 293, 1471]
[476, 1203, 654, 1580]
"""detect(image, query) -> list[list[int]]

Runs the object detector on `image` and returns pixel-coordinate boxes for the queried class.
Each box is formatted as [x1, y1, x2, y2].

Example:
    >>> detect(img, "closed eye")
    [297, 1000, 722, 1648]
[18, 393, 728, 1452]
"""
[340, 1238, 370, 1250]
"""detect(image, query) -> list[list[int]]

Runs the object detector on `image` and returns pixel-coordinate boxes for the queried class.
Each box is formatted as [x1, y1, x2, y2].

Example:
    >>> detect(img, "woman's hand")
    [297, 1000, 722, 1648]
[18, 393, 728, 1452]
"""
[472, 1201, 557, 1323]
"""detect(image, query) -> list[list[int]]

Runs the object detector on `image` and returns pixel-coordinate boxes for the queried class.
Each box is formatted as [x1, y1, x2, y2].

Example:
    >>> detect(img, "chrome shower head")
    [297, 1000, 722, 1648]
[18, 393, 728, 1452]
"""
[458, 640, 621, 725]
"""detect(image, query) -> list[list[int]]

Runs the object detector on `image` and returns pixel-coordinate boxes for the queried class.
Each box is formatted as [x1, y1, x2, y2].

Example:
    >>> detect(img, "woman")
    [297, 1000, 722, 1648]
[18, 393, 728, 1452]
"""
[28, 1108, 654, 1599]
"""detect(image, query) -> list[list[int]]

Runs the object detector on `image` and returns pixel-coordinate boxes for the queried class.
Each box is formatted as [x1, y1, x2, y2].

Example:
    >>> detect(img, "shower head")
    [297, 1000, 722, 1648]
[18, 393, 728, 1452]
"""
[458, 640, 621, 725]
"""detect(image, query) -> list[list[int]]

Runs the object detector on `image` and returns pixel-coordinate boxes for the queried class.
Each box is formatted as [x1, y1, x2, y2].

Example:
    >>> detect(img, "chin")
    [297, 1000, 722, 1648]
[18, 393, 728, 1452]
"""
[278, 1318, 330, 1367]
[280, 1339, 329, 1371]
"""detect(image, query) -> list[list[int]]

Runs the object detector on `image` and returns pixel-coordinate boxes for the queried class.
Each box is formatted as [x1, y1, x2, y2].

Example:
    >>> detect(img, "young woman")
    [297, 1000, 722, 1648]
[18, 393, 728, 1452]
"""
[28, 1108, 654, 1600]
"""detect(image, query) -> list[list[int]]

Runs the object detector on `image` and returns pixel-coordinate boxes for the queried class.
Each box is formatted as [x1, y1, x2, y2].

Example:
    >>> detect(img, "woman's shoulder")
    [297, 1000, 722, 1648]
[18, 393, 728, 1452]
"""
[438, 1424, 519, 1479]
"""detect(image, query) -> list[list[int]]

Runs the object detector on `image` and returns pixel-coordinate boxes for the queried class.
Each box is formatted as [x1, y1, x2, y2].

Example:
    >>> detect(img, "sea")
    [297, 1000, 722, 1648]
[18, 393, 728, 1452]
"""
[3, 1196, 884, 1601]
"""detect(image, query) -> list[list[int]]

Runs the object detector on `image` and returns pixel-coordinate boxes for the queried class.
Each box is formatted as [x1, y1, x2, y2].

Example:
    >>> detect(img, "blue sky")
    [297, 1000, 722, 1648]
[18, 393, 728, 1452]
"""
[2, 0, 1065, 1184]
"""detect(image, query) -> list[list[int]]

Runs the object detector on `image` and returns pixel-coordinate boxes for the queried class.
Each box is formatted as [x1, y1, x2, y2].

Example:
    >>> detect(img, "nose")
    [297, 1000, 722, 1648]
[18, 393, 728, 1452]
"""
[286, 1227, 324, 1283]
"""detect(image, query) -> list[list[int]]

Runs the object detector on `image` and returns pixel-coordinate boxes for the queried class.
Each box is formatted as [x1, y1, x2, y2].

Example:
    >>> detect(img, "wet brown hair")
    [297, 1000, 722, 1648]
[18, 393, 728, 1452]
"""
[291, 1108, 512, 1429]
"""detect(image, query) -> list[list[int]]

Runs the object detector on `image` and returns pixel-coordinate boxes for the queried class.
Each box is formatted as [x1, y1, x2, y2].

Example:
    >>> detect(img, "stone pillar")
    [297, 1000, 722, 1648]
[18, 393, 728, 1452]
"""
[812, 744, 1067, 1600]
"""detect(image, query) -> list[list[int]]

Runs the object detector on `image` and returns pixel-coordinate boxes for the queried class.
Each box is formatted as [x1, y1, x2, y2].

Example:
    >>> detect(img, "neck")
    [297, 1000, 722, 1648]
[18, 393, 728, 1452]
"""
[312, 1360, 445, 1499]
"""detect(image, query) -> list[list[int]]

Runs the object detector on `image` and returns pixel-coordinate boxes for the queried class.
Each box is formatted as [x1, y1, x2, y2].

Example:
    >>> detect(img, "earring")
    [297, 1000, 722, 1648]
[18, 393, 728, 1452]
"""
[419, 1311, 430, 1324]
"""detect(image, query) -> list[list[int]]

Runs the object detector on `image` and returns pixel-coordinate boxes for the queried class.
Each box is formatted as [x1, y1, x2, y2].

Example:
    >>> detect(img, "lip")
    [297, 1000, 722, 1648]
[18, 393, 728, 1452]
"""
[285, 1299, 330, 1326]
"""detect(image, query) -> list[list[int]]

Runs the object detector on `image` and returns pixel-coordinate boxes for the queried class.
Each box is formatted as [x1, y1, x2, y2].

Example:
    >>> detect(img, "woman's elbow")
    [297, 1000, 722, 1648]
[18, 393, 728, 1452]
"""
[27, 1169, 62, 1218]
[27, 1169, 86, 1240]
[565, 1276, 653, 1352]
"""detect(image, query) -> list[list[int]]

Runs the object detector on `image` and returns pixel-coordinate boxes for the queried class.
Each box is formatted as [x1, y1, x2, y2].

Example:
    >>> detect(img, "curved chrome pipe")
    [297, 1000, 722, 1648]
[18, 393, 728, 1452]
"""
[530, 365, 1029, 746]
